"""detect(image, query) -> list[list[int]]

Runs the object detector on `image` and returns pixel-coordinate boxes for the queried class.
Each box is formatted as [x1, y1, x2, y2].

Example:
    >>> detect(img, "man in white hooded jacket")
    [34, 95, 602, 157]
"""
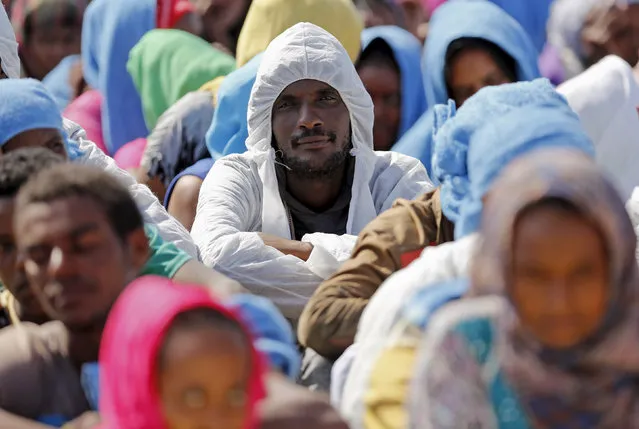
[192, 23, 433, 320]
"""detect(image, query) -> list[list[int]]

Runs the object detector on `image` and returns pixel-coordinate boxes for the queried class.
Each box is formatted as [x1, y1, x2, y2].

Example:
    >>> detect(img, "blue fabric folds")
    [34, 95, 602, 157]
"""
[361, 26, 427, 143]
[392, 0, 540, 175]
[431, 79, 595, 239]
[205, 54, 263, 159]
[82, 0, 155, 154]
[226, 294, 301, 379]
[0, 79, 83, 159]
[42, 55, 81, 111]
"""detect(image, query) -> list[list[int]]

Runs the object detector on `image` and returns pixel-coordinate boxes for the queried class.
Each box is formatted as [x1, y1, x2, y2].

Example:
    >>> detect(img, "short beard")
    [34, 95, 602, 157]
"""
[277, 139, 352, 180]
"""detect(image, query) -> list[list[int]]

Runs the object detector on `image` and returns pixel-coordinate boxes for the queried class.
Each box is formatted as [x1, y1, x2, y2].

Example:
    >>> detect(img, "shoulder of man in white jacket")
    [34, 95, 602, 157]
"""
[62, 118, 199, 259]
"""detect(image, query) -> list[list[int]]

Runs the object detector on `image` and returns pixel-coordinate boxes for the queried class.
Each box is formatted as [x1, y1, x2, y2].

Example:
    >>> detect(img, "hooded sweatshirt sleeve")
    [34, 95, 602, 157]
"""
[191, 155, 330, 320]
[64, 119, 198, 259]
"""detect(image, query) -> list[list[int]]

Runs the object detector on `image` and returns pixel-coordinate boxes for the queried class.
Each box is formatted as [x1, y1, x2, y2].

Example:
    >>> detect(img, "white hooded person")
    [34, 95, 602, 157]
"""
[0, 5, 197, 259]
[192, 22, 432, 320]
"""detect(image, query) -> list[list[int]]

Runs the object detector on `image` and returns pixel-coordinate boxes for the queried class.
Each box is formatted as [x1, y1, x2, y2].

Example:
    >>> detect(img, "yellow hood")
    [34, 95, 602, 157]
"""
[236, 0, 363, 67]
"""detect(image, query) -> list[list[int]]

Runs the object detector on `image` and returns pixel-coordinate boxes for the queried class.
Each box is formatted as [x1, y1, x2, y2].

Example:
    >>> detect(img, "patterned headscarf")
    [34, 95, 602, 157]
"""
[11, 0, 89, 44]
[472, 147, 639, 428]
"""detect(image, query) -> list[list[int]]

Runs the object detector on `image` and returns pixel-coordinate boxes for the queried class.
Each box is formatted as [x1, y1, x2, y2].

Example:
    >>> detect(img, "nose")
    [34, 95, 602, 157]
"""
[547, 281, 571, 312]
[297, 101, 323, 130]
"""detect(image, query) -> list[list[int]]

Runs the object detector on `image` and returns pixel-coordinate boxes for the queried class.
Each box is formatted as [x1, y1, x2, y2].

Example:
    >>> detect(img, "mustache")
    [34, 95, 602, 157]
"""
[290, 128, 337, 145]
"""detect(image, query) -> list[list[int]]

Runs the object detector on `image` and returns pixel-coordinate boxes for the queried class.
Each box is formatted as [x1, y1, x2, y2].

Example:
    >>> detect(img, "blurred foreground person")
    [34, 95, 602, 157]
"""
[99, 276, 266, 429]
[410, 148, 639, 428]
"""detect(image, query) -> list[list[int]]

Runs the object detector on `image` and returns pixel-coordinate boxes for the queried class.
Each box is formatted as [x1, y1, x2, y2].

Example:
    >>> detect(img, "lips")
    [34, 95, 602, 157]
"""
[296, 135, 330, 145]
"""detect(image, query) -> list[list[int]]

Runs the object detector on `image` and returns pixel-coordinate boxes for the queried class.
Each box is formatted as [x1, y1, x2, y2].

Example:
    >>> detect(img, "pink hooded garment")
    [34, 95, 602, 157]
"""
[98, 276, 266, 429]
[63, 90, 109, 154]
[422, 0, 446, 15]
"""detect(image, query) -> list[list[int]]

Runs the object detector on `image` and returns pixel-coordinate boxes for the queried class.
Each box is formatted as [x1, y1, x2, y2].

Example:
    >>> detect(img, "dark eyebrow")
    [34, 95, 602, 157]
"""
[275, 94, 298, 104]
[25, 222, 101, 253]
[68, 223, 101, 239]
[43, 135, 64, 147]
[317, 88, 340, 97]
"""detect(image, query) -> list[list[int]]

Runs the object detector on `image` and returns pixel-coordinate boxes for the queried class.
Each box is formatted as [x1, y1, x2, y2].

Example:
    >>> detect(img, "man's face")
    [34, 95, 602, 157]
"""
[191, 0, 250, 53]
[14, 195, 146, 331]
[271, 79, 352, 179]
[2, 129, 68, 158]
[0, 197, 48, 324]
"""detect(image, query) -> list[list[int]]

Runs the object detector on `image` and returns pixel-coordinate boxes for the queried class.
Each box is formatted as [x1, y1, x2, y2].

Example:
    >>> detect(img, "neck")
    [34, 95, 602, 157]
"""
[68, 324, 104, 368]
[285, 162, 348, 212]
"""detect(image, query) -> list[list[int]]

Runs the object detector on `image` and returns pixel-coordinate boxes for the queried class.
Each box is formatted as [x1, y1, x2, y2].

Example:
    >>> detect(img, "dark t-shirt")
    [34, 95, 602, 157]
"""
[276, 158, 355, 240]
[0, 321, 90, 424]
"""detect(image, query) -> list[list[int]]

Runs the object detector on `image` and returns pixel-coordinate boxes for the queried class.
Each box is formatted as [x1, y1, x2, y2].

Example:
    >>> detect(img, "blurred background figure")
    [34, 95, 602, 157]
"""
[189, 0, 252, 55]
[549, 0, 639, 79]
[357, 25, 427, 150]
[11, 0, 87, 80]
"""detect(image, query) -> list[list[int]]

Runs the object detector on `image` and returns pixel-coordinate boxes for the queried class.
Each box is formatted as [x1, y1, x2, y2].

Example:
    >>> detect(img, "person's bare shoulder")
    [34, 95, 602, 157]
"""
[0, 322, 62, 415]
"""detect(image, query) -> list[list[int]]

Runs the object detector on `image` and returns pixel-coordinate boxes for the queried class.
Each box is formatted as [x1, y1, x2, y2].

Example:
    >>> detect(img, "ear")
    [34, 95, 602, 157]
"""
[126, 227, 150, 273]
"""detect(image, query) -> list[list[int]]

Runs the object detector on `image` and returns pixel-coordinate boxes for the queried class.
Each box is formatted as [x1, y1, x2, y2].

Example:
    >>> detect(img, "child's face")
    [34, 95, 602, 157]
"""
[158, 325, 251, 429]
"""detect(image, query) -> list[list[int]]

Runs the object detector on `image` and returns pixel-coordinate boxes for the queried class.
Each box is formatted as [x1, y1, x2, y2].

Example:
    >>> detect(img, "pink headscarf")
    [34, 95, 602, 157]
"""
[422, 0, 446, 15]
[99, 276, 266, 429]
[63, 90, 109, 155]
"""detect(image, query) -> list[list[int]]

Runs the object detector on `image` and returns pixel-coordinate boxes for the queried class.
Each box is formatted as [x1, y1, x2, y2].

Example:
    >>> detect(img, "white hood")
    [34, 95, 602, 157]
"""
[245, 22, 379, 239]
[0, 6, 19, 79]
[558, 55, 639, 201]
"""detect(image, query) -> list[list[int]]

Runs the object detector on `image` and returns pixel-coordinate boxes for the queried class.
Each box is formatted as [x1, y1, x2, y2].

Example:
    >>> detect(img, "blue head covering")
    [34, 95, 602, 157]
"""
[205, 53, 262, 159]
[392, 0, 540, 176]
[0, 79, 83, 159]
[42, 54, 81, 110]
[226, 294, 301, 379]
[83, 0, 155, 154]
[432, 78, 595, 239]
[81, 0, 108, 90]
[480, 0, 554, 54]
[424, 1, 540, 109]
[360, 25, 427, 143]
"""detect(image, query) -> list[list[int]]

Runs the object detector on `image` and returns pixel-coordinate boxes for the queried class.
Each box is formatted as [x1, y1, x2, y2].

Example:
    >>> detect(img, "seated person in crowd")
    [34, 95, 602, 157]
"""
[192, 23, 432, 320]
[0, 163, 160, 428]
[0, 149, 239, 329]
[410, 148, 639, 428]
[99, 275, 266, 429]
[357, 25, 427, 151]
[166, 0, 364, 232]
[393, 0, 541, 175]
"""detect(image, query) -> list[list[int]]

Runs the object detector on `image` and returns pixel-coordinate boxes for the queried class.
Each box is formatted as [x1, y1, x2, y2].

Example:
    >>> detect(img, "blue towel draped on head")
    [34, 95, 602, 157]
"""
[360, 26, 427, 143]
[84, 0, 155, 154]
[205, 54, 263, 159]
[392, 0, 540, 174]
[479, 0, 555, 54]
[431, 78, 595, 239]
[0, 79, 83, 159]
